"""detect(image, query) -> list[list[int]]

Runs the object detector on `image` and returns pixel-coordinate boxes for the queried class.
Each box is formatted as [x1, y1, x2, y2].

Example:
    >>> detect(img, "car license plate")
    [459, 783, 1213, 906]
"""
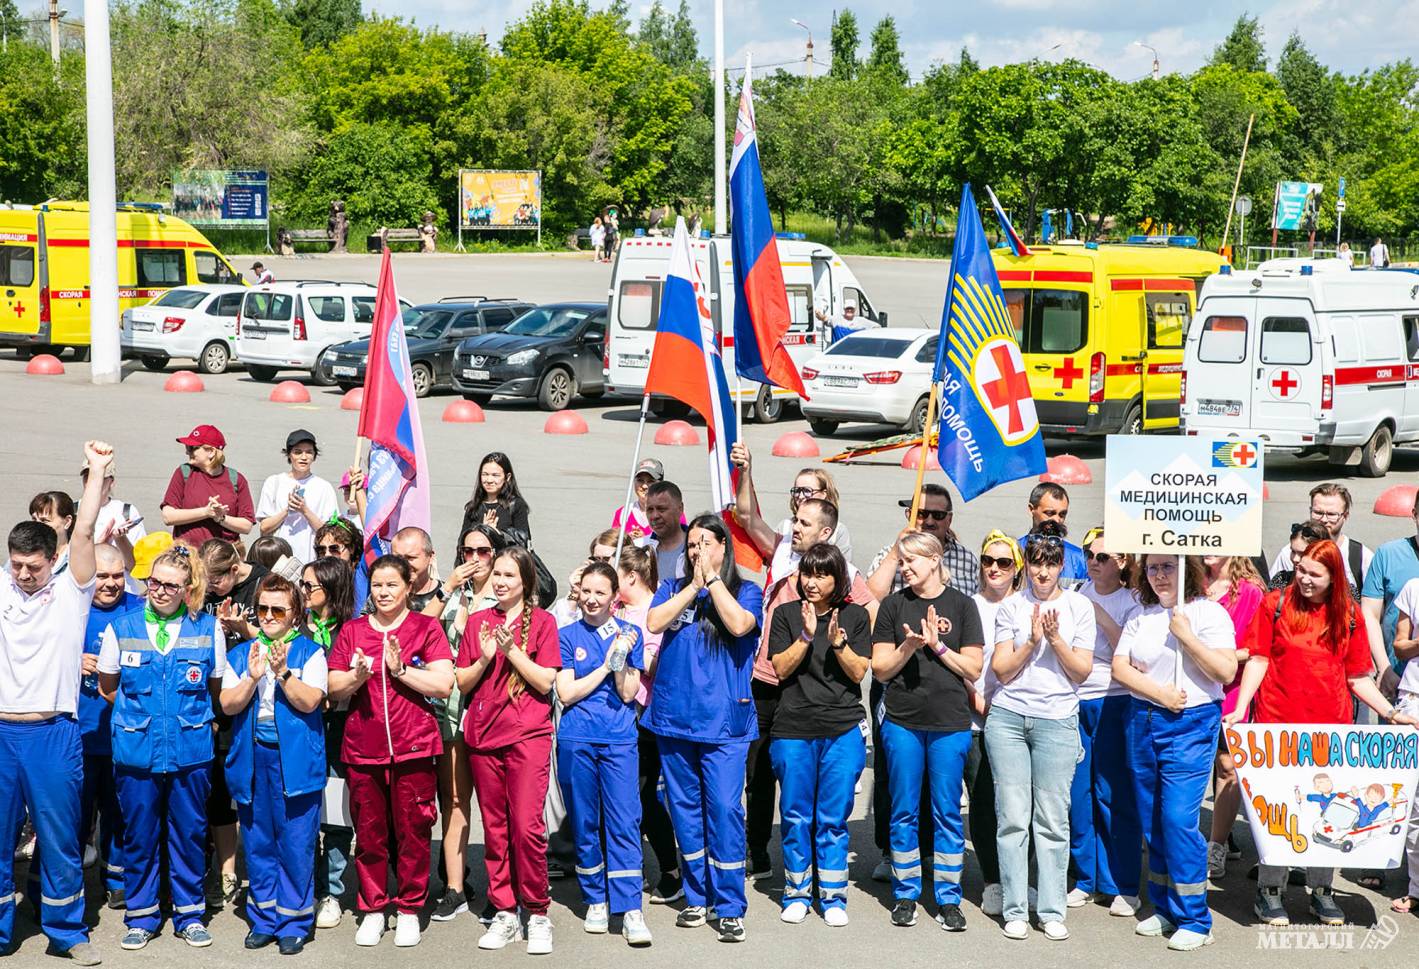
[1197, 398, 1241, 417]
[823, 375, 858, 388]
[618, 354, 649, 368]
[132, 320, 154, 331]
[332, 365, 357, 377]
[244, 329, 265, 340]
[463, 369, 489, 381]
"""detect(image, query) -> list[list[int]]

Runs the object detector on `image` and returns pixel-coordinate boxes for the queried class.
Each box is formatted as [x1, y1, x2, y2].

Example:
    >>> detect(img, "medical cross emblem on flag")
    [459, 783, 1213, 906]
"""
[974, 338, 1038, 441]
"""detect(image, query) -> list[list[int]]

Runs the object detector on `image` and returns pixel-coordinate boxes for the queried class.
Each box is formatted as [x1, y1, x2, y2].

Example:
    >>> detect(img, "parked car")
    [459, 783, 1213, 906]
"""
[315, 297, 533, 397]
[798, 327, 937, 435]
[450, 302, 608, 410]
[121, 284, 248, 374]
[234, 280, 411, 384]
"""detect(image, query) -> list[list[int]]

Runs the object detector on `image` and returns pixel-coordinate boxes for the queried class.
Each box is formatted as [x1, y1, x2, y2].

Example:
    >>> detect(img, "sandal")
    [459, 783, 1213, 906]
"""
[1390, 895, 1415, 914]
[1358, 874, 1385, 890]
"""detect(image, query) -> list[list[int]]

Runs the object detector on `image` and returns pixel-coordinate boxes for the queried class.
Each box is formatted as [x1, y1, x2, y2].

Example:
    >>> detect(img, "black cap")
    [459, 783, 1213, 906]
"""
[285, 428, 317, 452]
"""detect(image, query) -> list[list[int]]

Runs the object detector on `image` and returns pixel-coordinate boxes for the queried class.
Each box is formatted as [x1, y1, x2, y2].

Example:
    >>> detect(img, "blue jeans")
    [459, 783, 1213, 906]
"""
[1069, 695, 1141, 897]
[985, 707, 1080, 923]
[317, 826, 354, 900]
[879, 721, 971, 905]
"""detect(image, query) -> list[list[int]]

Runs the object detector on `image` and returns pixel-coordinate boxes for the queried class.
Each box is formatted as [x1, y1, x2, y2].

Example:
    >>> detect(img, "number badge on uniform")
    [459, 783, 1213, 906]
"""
[120, 650, 141, 668]
[596, 619, 620, 640]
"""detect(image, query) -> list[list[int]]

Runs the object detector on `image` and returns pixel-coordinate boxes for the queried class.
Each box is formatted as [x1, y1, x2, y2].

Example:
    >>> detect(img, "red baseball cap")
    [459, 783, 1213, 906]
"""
[176, 424, 226, 448]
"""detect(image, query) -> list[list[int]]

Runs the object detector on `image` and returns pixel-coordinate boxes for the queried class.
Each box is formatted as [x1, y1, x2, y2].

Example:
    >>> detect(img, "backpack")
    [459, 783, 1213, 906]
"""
[1272, 588, 1357, 635]
[181, 463, 240, 490]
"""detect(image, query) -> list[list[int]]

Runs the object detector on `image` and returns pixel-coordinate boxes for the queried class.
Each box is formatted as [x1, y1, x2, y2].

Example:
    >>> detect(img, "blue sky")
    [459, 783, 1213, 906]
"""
[364, 0, 1418, 78]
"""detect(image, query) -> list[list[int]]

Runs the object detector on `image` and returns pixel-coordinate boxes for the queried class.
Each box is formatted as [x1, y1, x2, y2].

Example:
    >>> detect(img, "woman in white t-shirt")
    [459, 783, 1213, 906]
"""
[987, 535, 1094, 941]
[256, 430, 338, 564]
[1112, 555, 1236, 951]
[968, 531, 1021, 918]
[1070, 527, 1142, 916]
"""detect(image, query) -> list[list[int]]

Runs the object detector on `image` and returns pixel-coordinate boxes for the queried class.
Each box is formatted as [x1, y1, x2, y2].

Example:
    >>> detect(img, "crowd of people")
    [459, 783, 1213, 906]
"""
[5, 428, 1419, 964]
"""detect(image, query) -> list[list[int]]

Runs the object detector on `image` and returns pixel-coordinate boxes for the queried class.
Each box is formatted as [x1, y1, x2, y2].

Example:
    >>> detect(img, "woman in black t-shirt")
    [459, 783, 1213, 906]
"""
[871, 530, 984, 932]
[767, 544, 871, 928]
[458, 451, 532, 547]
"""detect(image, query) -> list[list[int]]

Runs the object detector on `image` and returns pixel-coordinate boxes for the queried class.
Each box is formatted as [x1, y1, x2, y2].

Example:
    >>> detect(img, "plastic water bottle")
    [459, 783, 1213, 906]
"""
[607, 628, 633, 672]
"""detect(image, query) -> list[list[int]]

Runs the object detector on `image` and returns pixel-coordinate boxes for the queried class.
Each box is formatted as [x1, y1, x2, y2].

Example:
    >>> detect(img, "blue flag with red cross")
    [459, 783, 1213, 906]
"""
[931, 183, 1047, 501]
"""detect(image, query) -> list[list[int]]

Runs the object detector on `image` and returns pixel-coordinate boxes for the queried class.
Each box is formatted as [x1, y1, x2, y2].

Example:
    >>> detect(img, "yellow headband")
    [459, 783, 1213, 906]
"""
[980, 529, 1023, 571]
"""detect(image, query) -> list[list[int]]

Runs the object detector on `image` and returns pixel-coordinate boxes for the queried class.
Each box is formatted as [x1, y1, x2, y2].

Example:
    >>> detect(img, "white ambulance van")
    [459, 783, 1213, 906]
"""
[1181, 258, 1419, 476]
[603, 233, 885, 421]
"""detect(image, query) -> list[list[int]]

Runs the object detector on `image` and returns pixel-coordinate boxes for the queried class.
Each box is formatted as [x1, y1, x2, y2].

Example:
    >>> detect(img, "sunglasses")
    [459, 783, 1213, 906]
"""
[298, 580, 319, 594]
[910, 508, 951, 522]
[460, 545, 494, 560]
[789, 486, 826, 499]
[146, 577, 183, 595]
[257, 604, 290, 620]
[314, 544, 347, 556]
[981, 555, 1016, 570]
[1089, 552, 1115, 564]
[1029, 535, 1064, 548]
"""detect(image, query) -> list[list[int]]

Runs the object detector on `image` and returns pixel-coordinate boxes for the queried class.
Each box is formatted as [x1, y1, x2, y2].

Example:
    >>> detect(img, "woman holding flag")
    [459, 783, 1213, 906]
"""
[645, 515, 763, 943]
[1110, 555, 1236, 951]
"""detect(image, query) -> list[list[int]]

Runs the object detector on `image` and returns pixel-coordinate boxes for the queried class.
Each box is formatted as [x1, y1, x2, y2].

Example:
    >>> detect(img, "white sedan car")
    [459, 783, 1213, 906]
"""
[121, 283, 247, 374]
[800, 327, 936, 435]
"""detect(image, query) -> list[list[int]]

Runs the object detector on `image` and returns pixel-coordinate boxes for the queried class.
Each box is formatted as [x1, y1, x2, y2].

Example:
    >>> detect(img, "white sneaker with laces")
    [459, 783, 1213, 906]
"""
[1168, 928, 1215, 951]
[478, 911, 521, 950]
[1110, 895, 1140, 917]
[1066, 888, 1091, 908]
[315, 896, 342, 929]
[1207, 841, 1227, 879]
[1135, 913, 1176, 937]
[354, 913, 385, 947]
[621, 909, 653, 947]
[526, 914, 554, 955]
[981, 883, 1003, 916]
[1002, 919, 1029, 940]
[1042, 920, 1069, 941]
[394, 912, 420, 947]
[824, 907, 849, 927]
[781, 901, 810, 923]
[584, 903, 609, 934]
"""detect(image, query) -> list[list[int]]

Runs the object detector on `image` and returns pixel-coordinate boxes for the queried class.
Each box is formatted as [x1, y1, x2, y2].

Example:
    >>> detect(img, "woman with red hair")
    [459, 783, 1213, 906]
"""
[1227, 539, 1418, 928]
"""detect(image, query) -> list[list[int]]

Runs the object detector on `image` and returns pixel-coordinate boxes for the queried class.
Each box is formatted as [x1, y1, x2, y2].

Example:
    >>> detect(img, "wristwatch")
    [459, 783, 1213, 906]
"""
[705, 576, 722, 588]
[279, 669, 293, 683]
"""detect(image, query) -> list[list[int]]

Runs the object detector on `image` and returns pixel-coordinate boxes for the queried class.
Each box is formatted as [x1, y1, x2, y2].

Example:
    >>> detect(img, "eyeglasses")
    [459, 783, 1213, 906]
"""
[298, 580, 319, 594]
[789, 486, 826, 499]
[256, 604, 290, 620]
[981, 555, 1016, 570]
[1145, 562, 1178, 577]
[1309, 509, 1345, 521]
[1089, 552, 1115, 564]
[146, 577, 183, 595]
[910, 508, 951, 522]
[460, 545, 494, 560]
[314, 544, 346, 556]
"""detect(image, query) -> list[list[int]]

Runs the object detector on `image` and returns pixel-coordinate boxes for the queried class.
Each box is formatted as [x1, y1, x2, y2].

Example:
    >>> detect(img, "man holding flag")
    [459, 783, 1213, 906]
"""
[356, 250, 432, 562]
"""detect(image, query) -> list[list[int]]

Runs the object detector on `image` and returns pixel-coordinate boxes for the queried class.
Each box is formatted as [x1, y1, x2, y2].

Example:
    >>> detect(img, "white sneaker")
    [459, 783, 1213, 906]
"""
[1135, 913, 1176, 937]
[316, 896, 343, 929]
[394, 912, 420, 947]
[824, 906, 849, 927]
[1042, 919, 1069, 941]
[1110, 895, 1140, 917]
[526, 914, 553, 955]
[981, 883, 1003, 916]
[622, 909, 652, 947]
[1167, 928, 1215, 951]
[354, 913, 385, 947]
[478, 911, 521, 950]
[1003, 919, 1029, 940]
[1066, 887, 1092, 908]
[871, 860, 891, 882]
[1207, 841, 1227, 879]
[584, 902, 609, 934]
[781, 901, 810, 924]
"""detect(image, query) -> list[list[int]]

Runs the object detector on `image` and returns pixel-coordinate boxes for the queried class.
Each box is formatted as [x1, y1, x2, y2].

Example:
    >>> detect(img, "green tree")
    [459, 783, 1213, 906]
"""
[288, 121, 440, 225]
[0, 40, 86, 201]
[1276, 33, 1337, 155]
[1211, 13, 1266, 73]
[0, 0, 22, 45]
[282, 0, 360, 48]
[829, 9, 858, 81]
[637, 0, 698, 72]
[866, 16, 907, 86]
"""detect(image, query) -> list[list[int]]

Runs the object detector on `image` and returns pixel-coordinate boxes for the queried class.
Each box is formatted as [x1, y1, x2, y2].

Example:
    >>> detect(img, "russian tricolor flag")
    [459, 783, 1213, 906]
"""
[729, 62, 807, 399]
[356, 249, 431, 564]
[644, 218, 762, 569]
[985, 185, 1032, 257]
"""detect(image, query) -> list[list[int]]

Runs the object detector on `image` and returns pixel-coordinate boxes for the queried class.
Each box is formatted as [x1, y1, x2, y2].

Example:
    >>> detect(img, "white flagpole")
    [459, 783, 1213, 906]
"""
[713, 0, 726, 236]
[613, 395, 652, 568]
[732, 51, 749, 422]
[1174, 553, 1185, 689]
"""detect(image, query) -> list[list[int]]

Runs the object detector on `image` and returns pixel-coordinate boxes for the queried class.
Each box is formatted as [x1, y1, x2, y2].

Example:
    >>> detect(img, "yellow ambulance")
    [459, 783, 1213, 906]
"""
[992, 239, 1226, 434]
[0, 201, 241, 358]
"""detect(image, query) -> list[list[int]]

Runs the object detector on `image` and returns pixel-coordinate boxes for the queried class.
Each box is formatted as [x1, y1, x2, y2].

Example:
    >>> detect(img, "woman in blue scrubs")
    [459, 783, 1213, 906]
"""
[644, 515, 763, 944]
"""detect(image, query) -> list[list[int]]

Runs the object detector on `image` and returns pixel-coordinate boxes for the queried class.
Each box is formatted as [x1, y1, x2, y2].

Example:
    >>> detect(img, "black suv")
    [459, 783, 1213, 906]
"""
[315, 297, 532, 396]
[450, 302, 608, 410]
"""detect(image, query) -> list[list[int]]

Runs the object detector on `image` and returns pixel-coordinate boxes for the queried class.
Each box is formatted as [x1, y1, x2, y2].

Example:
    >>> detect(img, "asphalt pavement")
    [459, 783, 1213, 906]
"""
[1, 251, 1417, 966]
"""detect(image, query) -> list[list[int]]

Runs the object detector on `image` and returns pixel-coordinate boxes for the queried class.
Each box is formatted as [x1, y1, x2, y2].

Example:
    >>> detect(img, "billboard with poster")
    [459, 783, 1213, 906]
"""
[171, 170, 269, 226]
[459, 170, 541, 230]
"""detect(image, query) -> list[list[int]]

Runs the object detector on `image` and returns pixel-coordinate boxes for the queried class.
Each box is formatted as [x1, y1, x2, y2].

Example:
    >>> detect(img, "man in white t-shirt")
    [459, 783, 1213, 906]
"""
[256, 429, 338, 563]
[84, 460, 146, 570]
[1370, 238, 1390, 269]
[0, 440, 112, 965]
[1267, 483, 1371, 589]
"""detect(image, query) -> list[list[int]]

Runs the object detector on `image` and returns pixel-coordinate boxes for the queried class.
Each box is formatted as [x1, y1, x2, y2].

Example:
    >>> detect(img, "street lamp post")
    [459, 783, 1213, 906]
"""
[1132, 40, 1160, 80]
[84, 0, 121, 384]
[791, 18, 813, 79]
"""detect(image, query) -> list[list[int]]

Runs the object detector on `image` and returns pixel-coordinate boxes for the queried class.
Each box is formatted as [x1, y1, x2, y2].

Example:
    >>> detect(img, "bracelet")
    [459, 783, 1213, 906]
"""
[1386, 705, 1398, 722]
[705, 575, 721, 588]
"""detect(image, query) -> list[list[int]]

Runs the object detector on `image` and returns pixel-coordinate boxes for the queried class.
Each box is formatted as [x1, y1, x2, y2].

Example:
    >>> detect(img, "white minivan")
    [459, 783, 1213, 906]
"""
[1181, 259, 1419, 476]
[235, 281, 407, 384]
[604, 234, 885, 421]
[121, 283, 247, 374]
